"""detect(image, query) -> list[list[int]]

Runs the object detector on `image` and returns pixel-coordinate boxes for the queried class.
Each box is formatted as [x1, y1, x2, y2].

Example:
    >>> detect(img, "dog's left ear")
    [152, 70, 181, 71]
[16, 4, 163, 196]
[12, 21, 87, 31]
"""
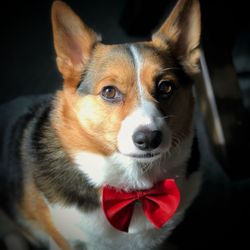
[152, 0, 201, 74]
[51, 1, 100, 84]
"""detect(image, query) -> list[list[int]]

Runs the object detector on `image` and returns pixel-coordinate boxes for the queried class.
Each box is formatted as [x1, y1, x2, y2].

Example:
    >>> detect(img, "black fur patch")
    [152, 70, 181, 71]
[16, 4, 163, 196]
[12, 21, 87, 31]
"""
[0, 106, 34, 217]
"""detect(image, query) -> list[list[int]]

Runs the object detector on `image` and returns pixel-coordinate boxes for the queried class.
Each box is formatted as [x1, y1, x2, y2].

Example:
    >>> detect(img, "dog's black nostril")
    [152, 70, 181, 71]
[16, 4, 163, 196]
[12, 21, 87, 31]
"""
[150, 130, 162, 149]
[133, 129, 162, 151]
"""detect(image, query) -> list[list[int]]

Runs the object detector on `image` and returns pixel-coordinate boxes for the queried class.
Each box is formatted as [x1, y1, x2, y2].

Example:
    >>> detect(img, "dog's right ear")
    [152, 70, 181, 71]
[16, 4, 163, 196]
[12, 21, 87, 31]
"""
[51, 1, 100, 84]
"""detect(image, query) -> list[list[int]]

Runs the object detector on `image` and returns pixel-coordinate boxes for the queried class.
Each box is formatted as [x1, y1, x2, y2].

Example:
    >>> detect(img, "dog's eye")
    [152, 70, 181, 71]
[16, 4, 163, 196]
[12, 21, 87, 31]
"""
[101, 86, 123, 103]
[157, 80, 176, 99]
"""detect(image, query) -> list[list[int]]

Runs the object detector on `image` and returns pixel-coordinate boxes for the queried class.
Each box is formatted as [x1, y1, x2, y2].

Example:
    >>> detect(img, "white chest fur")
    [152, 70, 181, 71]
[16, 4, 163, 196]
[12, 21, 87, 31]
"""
[48, 202, 184, 250]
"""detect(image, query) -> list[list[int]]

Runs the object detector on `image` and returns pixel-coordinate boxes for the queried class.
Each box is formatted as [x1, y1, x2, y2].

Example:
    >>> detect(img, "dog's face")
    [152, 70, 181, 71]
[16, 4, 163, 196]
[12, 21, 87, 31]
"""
[51, 0, 200, 190]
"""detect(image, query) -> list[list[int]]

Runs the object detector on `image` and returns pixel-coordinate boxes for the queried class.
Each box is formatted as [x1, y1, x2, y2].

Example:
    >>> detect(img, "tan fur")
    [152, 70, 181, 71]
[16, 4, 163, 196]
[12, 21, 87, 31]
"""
[51, 44, 139, 157]
[51, 1, 100, 89]
[20, 181, 70, 250]
[153, 0, 201, 74]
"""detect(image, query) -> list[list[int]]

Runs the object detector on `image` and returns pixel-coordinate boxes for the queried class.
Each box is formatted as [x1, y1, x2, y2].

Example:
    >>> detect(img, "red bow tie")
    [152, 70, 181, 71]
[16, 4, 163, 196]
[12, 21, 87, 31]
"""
[102, 179, 180, 232]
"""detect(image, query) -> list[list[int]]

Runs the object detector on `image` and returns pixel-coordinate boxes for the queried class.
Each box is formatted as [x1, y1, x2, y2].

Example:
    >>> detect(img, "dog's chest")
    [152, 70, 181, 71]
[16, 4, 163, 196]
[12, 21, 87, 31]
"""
[48, 203, 170, 250]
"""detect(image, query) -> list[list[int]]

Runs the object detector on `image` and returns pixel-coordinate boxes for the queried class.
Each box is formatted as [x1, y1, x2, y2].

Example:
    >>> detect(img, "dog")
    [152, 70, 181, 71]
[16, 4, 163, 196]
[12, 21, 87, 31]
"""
[0, 0, 202, 249]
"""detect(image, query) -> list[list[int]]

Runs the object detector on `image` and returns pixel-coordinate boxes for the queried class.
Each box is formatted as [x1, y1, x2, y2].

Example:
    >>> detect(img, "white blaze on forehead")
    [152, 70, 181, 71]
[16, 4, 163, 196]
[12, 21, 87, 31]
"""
[115, 45, 171, 156]
[130, 45, 145, 102]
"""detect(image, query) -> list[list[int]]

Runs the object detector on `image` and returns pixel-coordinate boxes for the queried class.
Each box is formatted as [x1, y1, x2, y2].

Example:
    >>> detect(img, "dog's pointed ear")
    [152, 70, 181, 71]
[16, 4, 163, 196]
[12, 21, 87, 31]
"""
[51, 1, 100, 82]
[152, 0, 201, 74]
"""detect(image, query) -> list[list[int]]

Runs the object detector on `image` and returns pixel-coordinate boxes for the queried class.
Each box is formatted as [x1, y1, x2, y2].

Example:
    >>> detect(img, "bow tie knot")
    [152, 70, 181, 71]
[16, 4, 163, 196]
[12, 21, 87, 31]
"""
[102, 179, 180, 232]
[136, 190, 147, 200]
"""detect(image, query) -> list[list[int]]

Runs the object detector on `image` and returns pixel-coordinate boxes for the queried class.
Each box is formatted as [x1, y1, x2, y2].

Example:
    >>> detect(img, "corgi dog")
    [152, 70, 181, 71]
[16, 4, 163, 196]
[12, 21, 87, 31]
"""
[0, 0, 202, 249]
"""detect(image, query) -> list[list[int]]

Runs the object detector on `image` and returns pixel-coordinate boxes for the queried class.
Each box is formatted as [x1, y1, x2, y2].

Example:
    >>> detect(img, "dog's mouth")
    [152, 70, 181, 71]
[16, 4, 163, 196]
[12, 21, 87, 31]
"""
[123, 152, 161, 161]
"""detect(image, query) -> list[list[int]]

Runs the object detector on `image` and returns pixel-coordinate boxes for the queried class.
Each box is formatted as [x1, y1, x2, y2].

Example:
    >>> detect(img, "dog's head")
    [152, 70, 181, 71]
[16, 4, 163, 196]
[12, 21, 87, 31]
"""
[51, 0, 200, 190]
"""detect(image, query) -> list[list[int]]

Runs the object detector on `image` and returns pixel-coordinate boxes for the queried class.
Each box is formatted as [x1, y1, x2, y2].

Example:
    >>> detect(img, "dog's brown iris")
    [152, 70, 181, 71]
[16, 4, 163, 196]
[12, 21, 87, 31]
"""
[101, 86, 123, 103]
[157, 80, 176, 99]
[103, 86, 117, 99]
[162, 83, 172, 94]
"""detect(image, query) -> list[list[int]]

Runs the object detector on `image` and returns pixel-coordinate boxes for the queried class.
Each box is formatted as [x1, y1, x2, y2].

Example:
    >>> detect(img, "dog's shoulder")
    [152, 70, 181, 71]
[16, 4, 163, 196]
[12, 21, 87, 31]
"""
[0, 95, 53, 215]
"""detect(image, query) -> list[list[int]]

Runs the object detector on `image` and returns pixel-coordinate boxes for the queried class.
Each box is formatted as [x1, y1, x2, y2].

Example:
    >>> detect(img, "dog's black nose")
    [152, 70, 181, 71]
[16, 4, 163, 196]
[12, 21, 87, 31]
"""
[132, 128, 162, 151]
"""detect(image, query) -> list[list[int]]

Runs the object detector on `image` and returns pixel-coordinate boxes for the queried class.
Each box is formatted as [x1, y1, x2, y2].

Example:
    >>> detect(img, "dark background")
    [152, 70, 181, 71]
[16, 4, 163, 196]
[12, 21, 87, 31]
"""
[0, 0, 250, 249]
